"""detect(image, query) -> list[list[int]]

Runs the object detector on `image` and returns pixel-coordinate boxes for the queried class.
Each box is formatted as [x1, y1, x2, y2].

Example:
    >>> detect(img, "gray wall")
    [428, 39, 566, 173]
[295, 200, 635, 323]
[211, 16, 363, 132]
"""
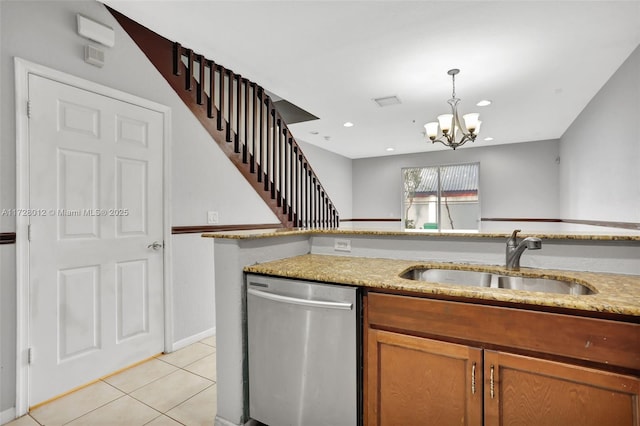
[0, 0, 277, 415]
[298, 140, 353, 220]
[0, 245, 15, 421]
[170, 234, 215, 345]
[352, 139, 560, 224]
[560, 45, 640, 223]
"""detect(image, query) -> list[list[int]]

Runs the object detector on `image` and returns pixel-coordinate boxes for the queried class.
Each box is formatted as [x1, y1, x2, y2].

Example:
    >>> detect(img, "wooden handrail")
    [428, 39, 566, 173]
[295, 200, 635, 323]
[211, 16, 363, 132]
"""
[172, 224, 283, 234]
[109, 6, 338, 228]
[0, 232, 16, 245]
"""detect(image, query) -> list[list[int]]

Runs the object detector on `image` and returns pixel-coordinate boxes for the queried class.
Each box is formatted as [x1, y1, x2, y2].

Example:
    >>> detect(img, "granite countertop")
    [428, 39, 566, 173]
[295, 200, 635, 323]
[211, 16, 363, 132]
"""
[204, 228, 640, 241]
[244, 254, 640, 317]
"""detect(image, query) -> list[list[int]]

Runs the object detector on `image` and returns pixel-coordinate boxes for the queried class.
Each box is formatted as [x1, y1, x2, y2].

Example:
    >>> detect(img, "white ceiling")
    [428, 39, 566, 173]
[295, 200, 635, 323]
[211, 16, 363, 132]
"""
[103, 0, 640, 159]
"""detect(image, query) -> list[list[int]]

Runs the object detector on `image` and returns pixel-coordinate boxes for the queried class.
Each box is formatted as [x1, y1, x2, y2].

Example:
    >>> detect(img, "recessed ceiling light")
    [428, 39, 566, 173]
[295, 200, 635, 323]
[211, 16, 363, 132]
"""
[484, 137, 494, 141]
[343, 122, 354, 128]
[386, 147, 395, 152]
[476, 100, 492, 107]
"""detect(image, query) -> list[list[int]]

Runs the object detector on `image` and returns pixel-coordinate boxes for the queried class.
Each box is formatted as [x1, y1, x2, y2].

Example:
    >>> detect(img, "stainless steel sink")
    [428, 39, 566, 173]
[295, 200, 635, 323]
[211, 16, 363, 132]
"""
[401, 268, 594, 295]
[402, 268, 492, 288]
[495, 275, 593, 295]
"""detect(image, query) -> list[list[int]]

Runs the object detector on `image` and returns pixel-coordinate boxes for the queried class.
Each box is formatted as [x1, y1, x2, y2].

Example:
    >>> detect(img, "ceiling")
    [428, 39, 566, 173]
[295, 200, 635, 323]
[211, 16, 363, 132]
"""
[102, 1, 640, 159]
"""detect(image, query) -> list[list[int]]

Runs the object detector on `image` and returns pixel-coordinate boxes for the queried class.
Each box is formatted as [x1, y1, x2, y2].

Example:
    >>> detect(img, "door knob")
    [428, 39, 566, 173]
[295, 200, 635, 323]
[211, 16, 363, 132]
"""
[147, 241, 163, 250]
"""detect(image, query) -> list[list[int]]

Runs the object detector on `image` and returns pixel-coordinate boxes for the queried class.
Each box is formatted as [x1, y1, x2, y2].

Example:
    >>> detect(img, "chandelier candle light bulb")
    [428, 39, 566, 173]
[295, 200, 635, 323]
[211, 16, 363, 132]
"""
[424, 69, 481, 150]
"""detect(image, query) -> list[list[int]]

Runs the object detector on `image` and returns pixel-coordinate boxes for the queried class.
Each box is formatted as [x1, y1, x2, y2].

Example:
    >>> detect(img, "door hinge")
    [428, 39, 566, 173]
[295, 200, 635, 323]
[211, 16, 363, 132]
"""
[28, 348, 33, 364]
[27, 100, 32, 118]
[27, 224, 32, 241]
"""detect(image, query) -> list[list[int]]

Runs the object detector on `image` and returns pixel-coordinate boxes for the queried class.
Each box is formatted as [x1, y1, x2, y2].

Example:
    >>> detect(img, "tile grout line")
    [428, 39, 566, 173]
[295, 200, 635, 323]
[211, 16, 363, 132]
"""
[160, 383, 217, 425]
[60, 394, 118, 426]
[154, 343, 216, 367]
[118, 365, 215, 418]
[63, 366, 215, 425]
[57, 390, 127, 426]
[13, 339, 217, 426]
[178, 353, 217, 383]
[107, 342, 217, 419]
[153, 358, 216, 383]
[142, 413, 186, 426]
[106, 361, 179, 395]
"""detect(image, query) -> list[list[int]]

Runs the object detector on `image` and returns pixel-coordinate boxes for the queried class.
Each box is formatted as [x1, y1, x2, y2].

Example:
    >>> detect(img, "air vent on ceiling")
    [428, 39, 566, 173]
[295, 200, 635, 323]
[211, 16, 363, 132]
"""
[373, 95, 401, 107]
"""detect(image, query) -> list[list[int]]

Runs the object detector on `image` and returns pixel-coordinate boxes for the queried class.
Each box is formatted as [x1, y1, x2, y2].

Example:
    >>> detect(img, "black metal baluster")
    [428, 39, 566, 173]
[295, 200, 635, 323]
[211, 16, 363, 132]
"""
[197, 55, 205, 105]
[173, 42, 182, 76]
[235, 74, 241, 153]
[185, 49, 193, 91]
[217, 65, 225, 131]
[207, 61, 215, 118]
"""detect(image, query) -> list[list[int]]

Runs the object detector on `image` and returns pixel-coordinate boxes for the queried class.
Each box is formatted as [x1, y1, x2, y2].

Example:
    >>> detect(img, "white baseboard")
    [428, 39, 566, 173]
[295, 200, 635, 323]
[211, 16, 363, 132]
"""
[171, 327, 216, 352]
[0, 407, 16, 425]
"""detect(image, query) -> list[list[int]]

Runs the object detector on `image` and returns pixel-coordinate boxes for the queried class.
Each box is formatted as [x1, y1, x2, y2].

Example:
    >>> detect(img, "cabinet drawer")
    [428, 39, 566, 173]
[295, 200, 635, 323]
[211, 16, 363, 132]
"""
[367, 292, 640, 371]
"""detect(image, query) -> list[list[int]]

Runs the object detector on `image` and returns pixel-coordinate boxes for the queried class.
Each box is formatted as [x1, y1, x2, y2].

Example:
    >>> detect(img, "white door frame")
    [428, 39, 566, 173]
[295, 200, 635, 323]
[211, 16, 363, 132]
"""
[14, 57, 173, 416]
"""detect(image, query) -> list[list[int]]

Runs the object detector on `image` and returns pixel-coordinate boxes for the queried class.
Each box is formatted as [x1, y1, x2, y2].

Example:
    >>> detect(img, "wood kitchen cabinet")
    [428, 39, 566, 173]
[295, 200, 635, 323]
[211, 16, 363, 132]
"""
[367, 329, 482, 426]
[484, 350, 639, 426]
[365, 291, 640, 426]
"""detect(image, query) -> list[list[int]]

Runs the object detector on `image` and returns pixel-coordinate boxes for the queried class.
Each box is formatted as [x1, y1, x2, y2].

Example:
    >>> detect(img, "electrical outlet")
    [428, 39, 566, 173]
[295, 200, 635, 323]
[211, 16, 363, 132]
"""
[334, 238, 351, 252]
[207, 211, 219, 224]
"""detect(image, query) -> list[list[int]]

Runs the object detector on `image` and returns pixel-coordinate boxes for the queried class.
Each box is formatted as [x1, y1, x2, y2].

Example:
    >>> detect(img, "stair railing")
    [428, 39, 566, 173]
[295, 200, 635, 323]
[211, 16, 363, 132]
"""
[173, 43, 339, 229]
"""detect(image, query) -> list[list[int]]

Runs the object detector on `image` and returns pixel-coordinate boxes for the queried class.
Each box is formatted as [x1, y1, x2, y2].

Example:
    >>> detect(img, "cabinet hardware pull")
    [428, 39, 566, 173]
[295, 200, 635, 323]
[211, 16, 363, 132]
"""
[490, 365, 495, 399]
[471, 362, 476, 394]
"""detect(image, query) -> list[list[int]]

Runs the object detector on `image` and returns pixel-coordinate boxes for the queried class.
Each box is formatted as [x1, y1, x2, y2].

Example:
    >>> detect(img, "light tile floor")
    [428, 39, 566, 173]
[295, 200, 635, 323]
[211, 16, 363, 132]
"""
[7, 336, 217, 426]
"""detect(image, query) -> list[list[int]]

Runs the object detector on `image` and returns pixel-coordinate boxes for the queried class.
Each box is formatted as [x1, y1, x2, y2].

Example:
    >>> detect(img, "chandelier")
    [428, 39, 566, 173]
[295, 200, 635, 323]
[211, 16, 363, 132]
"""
[424, 69, 481, 150]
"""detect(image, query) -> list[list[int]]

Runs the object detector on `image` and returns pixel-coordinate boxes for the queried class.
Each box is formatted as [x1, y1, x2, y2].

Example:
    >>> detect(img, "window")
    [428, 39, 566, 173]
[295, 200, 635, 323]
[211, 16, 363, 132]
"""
[402, 162, 480, 231]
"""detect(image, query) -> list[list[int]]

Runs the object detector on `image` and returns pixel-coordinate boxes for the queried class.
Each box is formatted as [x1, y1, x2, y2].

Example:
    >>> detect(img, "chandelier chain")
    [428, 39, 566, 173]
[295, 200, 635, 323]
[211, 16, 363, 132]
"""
[451, 73, 456, 99]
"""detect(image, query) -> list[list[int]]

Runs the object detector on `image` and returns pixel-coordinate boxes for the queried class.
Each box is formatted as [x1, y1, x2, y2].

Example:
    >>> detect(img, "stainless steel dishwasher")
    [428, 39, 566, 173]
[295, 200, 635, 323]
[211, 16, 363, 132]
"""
[246, 274, 360, 426]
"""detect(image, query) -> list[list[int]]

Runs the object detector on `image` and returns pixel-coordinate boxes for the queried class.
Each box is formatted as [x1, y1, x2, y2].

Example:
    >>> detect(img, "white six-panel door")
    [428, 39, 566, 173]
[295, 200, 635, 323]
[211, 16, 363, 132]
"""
[27, 74, 165, 406]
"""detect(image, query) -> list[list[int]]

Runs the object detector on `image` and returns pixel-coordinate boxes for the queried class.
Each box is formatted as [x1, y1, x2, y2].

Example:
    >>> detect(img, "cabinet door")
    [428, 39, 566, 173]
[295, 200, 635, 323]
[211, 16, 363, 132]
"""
[484, 350, 640, 426]
[367, 329, 482, 426]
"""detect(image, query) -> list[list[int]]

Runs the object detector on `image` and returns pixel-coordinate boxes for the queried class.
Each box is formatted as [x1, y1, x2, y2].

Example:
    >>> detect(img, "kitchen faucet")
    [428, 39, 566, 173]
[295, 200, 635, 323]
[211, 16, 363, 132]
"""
[506, 229, 542, 270]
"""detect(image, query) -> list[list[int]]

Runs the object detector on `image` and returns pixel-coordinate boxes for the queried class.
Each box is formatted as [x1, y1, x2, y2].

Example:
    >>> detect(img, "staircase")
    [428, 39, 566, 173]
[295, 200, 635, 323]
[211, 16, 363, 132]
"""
[109, 7, 339, 229]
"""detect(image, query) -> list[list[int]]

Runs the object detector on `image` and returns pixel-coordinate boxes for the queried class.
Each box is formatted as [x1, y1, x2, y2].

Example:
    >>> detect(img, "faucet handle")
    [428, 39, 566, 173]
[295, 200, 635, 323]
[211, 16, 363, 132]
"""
[509, 229, 521, 240]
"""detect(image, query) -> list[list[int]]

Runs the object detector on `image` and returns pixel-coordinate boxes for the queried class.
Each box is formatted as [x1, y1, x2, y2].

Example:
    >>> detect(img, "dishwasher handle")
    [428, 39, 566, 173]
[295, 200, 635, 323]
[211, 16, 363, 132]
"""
[247, 288, 353, 310]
